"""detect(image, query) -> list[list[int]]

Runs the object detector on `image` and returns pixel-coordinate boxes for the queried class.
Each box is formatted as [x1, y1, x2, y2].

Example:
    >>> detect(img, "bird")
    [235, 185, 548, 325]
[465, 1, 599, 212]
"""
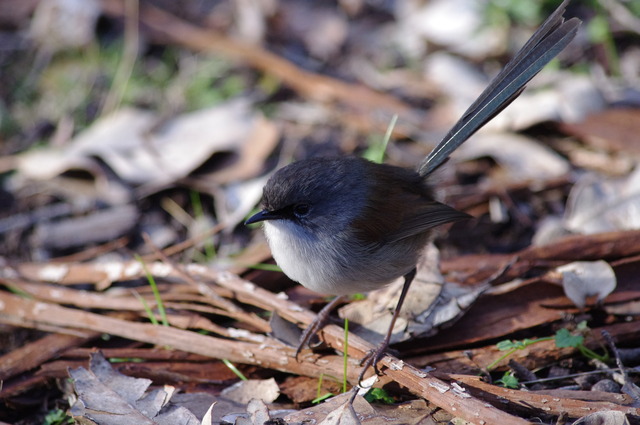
[246, 0, 580, 383]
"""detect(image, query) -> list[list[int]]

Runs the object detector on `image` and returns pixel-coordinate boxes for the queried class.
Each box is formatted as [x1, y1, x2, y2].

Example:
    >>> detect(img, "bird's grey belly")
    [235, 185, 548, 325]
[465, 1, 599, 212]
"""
[263, 221, 418, 295]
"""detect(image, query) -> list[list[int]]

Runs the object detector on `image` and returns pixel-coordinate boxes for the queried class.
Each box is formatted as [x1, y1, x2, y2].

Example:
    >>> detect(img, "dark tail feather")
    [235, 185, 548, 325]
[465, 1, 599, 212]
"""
[418, 0, 580, 177]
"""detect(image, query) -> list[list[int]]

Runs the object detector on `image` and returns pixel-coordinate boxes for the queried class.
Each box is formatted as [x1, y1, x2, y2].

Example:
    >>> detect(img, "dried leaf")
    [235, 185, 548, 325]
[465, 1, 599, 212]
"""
[68, 352, 221, 425]
[69, 353, 177, 424]
[455, 133, 570, 182]
[395, 0, 500, 59]
[201, 403, 214, 425]
[571, 410, 630, 425]
[560, 109, 640, 157]
[16, 100, 271, 190]
[30, 0, 101, 50]
[318, 400, 361, 425]
[220, 379, 280, 405]
[564, 169, 640, 234]
[284, 394, 437, 425]
[246, 399, 271, 425]
[556, 260, 617, 309]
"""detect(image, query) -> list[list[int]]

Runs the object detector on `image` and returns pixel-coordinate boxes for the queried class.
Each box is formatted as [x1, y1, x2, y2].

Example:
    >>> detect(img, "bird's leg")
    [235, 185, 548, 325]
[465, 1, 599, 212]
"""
[295, 295, 347, 361]
[357, 268, 416, 384]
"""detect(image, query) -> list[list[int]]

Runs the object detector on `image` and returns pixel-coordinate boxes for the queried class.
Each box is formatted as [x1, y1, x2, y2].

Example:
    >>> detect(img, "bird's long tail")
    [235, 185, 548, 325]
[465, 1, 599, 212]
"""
[418, 0, 580, 177]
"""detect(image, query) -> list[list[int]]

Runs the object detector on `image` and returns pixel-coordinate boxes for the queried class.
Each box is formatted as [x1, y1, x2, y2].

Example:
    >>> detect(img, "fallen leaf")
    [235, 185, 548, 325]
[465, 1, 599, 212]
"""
[395, 0, 501, 59]
[69, 352, 205, 425]
[560, 109, 640, 157]
[30, 0, 101, 51]
[556, 260, 617, 309]
[455, 132, 570, 182]
[16, 99, 272, 192]
[220, 378, 280, 405]
[564, 168, 640, 234]
[571, 410, 630, 425]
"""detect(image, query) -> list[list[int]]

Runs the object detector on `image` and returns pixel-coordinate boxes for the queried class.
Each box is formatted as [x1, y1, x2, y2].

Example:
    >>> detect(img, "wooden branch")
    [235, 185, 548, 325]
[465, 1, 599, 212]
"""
[0, 282, 528, 424]
[441, 229, 640, 283]
[5, 251, 638, 422]
[190, 268, 532, 424]
[0, 332, 96, 381]
[0, 292, 336, 379]
[450, 374, 639, 419]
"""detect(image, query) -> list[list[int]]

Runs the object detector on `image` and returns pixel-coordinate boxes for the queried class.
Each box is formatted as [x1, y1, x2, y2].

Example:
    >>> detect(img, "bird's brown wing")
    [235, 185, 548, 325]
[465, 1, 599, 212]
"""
[386, 200, 469, 243]
[351, 163, 469, 245]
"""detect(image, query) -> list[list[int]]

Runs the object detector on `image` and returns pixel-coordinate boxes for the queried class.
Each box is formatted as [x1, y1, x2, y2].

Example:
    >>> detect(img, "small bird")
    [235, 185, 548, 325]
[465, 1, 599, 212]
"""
[246, 0, 580, 382]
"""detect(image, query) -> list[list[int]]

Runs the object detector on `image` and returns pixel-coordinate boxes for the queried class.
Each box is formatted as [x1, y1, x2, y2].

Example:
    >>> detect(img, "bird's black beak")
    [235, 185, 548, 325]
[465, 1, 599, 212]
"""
[245, 209, 281, 225]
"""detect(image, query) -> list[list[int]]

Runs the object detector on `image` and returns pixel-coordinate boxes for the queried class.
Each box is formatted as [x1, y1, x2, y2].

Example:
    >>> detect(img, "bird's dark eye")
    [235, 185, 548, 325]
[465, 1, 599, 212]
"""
[293, 204, 310, 218]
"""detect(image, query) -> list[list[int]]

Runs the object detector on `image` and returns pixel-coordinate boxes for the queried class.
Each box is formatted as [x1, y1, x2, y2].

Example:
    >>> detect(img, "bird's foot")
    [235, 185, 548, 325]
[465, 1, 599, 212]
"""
[357, 340, 393, 384]
[295, 295, 346, 361]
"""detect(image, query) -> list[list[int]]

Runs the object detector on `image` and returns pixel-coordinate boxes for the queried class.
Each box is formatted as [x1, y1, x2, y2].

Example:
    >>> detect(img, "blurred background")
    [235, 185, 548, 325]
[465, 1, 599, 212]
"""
[2, 0, 640, 423]
[2, 0, 638, 267]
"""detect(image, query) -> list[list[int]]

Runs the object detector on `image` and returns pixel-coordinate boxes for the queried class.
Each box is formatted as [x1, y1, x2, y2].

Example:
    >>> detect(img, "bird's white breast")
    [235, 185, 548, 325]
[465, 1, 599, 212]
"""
[263, 220, 344, 294]
[263, 217, 419, 295]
